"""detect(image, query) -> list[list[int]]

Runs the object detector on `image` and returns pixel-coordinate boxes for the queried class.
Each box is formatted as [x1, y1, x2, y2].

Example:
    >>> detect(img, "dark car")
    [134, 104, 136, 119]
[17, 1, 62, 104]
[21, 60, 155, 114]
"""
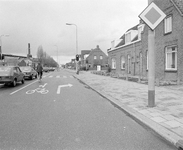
[19, 66, 37, 80]
[43, 67, 49, 72]
[0, 66, 25, 87]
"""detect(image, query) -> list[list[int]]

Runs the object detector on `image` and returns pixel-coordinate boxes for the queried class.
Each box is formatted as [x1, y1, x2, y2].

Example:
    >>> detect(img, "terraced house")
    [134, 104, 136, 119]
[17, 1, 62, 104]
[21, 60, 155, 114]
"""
[108, 0, 183, 85]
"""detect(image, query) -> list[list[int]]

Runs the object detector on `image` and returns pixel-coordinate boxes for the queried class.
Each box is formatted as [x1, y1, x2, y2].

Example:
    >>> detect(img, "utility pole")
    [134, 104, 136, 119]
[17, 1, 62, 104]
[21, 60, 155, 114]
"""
[148, 0, 155, 107]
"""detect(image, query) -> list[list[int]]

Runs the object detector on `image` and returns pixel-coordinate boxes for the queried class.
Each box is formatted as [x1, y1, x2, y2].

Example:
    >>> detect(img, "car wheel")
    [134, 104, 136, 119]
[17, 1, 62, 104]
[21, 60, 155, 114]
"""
[21, 77, 25, 84]
[12, 79, 16, 87]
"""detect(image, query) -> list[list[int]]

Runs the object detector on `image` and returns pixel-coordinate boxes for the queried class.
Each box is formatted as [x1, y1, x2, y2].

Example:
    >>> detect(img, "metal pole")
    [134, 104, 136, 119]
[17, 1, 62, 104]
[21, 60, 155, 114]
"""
[0, 35, 4, 55]
[66, 23, 78, 73]
[148, 0, 155, 107]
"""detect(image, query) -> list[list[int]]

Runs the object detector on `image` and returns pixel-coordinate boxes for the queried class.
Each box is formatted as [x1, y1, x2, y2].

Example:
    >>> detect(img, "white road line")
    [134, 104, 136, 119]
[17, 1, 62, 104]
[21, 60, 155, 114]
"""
[56, 76, 60, 78]
[10, 74, 51, 95]
[49, 76, 53, 78]
[10, 80, 38, 95]
[63, 76, 67, 78]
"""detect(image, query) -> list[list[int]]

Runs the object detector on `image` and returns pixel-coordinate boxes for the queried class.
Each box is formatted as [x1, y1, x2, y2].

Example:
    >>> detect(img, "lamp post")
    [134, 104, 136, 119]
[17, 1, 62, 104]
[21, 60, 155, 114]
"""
[0, 34, 9, 56]
[66, 23, 79, 74]
[54, 45, 59, 70]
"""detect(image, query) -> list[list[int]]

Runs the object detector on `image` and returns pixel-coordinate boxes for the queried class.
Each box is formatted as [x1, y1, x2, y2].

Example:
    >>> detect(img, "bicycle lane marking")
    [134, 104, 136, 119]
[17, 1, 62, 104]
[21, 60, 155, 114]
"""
[10, 73, 52, 95]
[25, 87, 49, 95]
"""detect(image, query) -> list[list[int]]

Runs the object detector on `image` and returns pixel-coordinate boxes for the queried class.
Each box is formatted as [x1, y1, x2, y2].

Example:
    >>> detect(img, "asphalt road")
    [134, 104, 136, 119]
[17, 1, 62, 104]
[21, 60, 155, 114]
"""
[0, 69, 177, 150]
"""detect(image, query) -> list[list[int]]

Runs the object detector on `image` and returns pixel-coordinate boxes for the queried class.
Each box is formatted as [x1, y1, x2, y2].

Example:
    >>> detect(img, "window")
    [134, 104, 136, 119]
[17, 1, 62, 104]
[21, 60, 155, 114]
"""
[125, 32, 131, 44]
[127, 55, 131, 73]
[164, 16, 172, 34]
[146, 50, 148, 70]
[121, 56, 125, 69]
[112, 58, 116, 69]
[138, 24, 144, 40]
[94, 55, 97, 59]
[165, 46, 177, 70]
[100, 55, 103, 59]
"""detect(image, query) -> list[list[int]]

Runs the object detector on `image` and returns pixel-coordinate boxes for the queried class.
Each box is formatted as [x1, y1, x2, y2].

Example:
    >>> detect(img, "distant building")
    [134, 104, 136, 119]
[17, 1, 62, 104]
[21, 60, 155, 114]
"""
[86, 45, 108, 70]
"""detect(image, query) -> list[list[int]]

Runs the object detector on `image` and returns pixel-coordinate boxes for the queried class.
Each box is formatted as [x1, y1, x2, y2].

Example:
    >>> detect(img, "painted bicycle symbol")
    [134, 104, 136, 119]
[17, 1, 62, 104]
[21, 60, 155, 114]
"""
[26, 83, 49, 94]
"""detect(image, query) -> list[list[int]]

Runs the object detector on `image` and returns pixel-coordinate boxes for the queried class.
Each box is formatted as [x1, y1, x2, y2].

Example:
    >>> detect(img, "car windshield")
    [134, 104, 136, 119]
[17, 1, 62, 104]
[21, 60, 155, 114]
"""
[20, 67, 31, 71]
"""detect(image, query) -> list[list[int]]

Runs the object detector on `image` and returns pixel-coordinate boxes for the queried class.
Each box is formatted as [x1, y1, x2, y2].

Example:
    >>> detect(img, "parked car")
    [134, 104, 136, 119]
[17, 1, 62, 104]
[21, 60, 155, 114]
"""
[43, 67, 49, 72]
[19, 66, 37, 80]
[0, 66, 25, 87]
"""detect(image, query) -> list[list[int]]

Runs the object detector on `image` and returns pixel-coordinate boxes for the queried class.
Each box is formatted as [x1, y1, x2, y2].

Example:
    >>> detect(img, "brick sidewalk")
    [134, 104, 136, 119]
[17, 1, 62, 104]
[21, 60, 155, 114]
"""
[70, 70, 183, 149]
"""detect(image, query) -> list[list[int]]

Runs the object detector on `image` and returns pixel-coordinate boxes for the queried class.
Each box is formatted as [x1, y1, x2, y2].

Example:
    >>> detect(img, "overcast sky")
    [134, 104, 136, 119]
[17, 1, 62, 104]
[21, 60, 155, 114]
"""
[0, 0, 148, 64]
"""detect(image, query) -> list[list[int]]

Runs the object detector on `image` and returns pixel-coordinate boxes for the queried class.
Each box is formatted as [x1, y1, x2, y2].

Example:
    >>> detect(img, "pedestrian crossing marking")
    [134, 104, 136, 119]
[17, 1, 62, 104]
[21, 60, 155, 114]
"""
[44, 75, 73, 79]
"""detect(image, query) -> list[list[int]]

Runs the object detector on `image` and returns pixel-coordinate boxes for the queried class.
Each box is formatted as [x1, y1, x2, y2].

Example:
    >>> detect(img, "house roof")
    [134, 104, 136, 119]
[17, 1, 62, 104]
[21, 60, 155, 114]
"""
[115, 35, 125, 47]
[171, 0, 183, 16]
[87, 45, 107, 58]
[126, 24, 139, 32]
[115, 24, 139, 48]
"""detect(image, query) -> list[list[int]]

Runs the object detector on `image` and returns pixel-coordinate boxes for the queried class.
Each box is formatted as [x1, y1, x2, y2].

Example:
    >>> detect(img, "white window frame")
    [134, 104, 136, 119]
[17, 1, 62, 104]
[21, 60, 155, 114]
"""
[94, 55, 97, 59]
[121, 56, 125, 69]
[164, 15, 172, 34]
[112, 58, 116, 69]
[165, 46, 177, 70]
[138, 24, 145, 40]
[100, 55, 103, 59]
[127, 55, 131, 74]
[125, 31, 131, 44]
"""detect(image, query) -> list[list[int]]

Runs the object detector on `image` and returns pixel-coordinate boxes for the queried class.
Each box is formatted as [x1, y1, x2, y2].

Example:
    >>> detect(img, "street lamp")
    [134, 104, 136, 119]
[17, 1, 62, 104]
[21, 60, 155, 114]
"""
[66, 23, 78, 54]
[66, 23, 79, 74]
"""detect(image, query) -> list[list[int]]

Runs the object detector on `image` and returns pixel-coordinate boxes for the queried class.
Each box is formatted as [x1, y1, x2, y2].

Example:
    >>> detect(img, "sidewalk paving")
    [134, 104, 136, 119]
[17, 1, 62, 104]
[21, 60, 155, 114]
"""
[68, 70, 183, 149]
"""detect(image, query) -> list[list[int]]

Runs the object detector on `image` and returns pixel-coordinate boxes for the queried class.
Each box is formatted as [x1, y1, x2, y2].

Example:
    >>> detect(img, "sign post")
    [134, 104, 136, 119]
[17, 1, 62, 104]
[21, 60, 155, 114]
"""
[139, 0, 166, 107]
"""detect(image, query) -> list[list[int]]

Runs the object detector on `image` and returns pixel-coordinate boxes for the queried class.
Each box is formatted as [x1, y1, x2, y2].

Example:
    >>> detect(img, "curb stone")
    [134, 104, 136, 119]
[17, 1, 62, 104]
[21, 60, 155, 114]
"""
[74, 75, 183, 149]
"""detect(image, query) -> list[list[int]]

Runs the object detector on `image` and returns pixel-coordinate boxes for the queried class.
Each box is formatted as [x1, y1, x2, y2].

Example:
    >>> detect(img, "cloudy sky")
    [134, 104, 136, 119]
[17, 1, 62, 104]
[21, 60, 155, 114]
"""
[0, 0, 148, 64]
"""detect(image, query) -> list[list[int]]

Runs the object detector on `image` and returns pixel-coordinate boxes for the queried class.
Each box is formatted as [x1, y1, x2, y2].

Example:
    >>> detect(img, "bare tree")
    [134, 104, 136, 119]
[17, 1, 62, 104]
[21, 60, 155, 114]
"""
[37, 45, 44, 63]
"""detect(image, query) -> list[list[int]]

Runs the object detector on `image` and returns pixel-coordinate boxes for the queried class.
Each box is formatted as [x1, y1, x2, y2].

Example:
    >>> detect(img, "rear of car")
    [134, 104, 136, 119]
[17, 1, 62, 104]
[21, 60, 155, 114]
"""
[0, 66, 14, 84]
[20, 66, 37, 80]
[0, 66, 25, 87]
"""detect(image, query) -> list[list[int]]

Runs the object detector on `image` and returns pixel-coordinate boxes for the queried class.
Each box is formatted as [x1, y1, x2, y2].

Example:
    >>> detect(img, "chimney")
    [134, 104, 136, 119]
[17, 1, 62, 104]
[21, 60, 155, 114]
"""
[27, 43, 32, 58]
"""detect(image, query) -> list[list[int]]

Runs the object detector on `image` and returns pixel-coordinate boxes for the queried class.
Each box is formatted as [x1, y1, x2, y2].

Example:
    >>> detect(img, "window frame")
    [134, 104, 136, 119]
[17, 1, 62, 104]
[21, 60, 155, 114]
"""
[138, 24, 145, 40]
[164, 15, 172, 34]
[127, 55, 131, 74]
[94, 55, 97, 60]
[165, 45, 177, 71]
[111, 58, 116, 69]
[100, 55, 103, 60]
[121, 56, 125, 70]
[125, 31, 131, 44]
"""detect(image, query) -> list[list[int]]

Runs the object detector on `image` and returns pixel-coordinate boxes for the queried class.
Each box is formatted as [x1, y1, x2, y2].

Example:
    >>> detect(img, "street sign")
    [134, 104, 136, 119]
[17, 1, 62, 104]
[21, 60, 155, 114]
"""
[139, 2, 166, 30]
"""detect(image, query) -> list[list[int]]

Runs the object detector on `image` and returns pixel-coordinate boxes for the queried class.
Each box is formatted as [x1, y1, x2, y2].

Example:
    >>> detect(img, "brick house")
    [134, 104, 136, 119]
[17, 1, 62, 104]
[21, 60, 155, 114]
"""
[108, 0, 183, 84]
[86, 45, 108, 70]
